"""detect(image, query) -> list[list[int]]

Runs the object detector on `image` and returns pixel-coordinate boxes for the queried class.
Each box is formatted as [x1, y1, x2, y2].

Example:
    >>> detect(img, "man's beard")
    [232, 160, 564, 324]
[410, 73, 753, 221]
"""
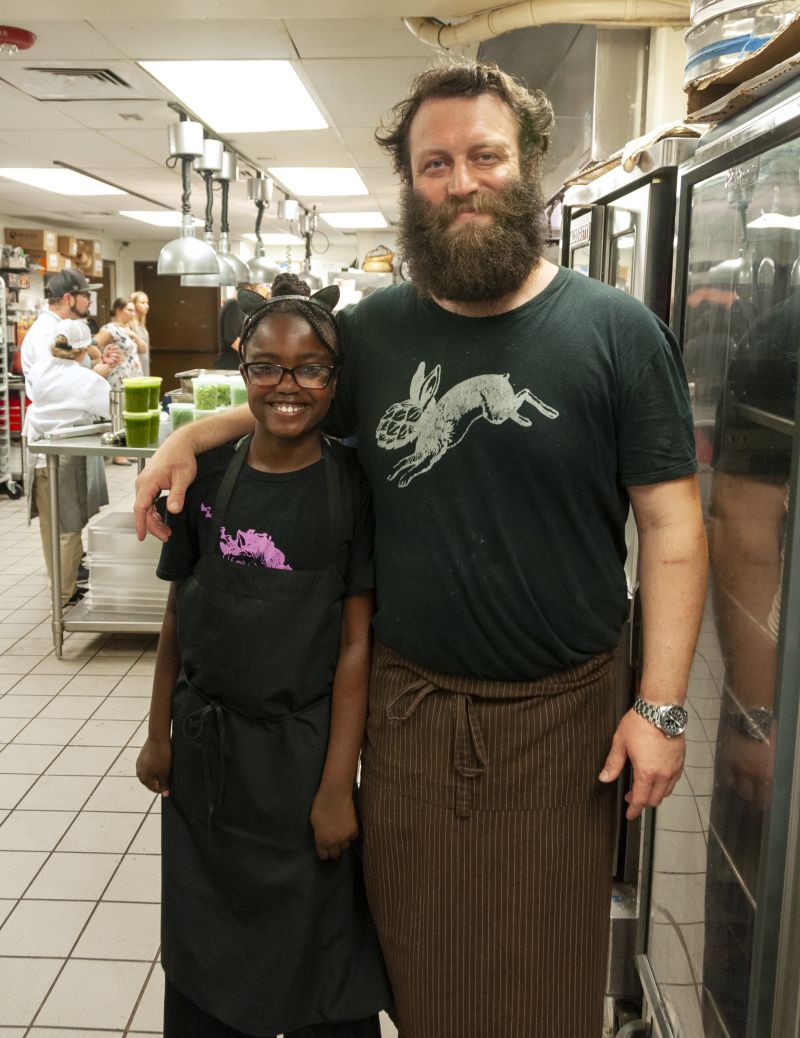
[398, 175, 547, 303]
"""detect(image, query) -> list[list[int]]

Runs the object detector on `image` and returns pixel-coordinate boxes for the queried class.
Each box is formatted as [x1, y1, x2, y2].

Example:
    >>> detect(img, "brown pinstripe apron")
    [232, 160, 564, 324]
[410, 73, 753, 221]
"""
[361, 641, 617, 1038]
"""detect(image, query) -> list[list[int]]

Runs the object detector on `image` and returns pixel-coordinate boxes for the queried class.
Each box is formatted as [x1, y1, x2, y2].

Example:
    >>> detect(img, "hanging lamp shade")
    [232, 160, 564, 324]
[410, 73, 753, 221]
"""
[158, 218, 219, 275]
[158, 120, 218, 276]
[297, 268, 323, 291]
[248, 248, 280, 283]
[246, 174, 279, 282]
[218, 232, 251, 285]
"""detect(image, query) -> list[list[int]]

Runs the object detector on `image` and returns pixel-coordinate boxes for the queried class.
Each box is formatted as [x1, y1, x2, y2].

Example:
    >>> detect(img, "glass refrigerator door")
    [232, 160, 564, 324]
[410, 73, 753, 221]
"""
[643, 138, 800, 1038]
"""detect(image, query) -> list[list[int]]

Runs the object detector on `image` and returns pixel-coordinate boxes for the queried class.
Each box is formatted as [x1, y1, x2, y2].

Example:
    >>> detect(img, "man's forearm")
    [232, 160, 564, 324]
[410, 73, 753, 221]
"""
[178, 403, 254, 454]
[637, 515, 707, 703]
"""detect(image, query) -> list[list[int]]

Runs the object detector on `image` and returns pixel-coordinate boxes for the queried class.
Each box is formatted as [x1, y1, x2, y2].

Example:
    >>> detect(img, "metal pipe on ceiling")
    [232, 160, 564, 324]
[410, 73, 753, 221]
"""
[403, 0, 690, 49]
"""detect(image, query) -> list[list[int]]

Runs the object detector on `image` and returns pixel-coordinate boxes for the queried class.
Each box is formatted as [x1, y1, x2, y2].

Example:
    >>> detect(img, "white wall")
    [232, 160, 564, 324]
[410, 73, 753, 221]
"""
[646, 28, 689, 128]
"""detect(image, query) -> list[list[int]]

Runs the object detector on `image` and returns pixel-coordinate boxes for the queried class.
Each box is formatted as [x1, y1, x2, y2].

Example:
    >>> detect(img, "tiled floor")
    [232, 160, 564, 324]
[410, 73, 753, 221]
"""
[0, 463, 396, 1037]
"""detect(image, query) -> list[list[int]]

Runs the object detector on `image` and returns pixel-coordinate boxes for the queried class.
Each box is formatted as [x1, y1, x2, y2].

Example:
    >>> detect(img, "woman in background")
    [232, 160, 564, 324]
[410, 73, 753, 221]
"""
[130, 290, 151, 375]
[100, 297, 147, 465]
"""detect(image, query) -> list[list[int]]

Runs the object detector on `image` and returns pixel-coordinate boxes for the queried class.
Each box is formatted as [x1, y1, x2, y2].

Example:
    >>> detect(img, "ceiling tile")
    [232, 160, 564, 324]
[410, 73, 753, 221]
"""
[339, 126, 388, 167]
[0, 20, 125, 61]
[284, 18, 434, 59]
[0, 129, 160, 169]
[88, 19, 295, 59]
[226, 130, 352, 169]
[359, 167, 401, 194]
[0, 82, 83, 131]
[43, 99, 174, 131]
[301, 57, 435, 129]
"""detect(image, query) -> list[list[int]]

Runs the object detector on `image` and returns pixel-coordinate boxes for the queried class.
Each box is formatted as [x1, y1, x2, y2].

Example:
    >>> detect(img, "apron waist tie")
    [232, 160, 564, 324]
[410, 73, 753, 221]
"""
[183, 701, 227, 849]
[181, 683, 332, 846]
[386, 679, 488, 818]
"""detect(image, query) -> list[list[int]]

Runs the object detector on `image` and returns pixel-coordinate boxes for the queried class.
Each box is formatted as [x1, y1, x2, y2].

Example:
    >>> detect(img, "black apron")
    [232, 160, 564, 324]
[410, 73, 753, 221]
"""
[162, 437, 391, 1037]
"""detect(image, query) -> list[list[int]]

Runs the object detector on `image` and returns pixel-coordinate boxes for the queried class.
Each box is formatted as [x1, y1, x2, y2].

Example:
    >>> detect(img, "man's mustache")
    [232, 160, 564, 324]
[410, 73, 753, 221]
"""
[414, 191, 509, 231]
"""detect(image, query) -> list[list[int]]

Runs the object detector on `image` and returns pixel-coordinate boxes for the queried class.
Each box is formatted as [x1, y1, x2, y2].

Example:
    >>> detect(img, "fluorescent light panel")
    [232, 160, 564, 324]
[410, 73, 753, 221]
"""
[243, 232, 304, 245]
[0, 168, 125, 196]
[139, 61, 327, 133]
[322, 212, 388, 229]
[267, 167, 368, 196]
[120, 210, 202, 227]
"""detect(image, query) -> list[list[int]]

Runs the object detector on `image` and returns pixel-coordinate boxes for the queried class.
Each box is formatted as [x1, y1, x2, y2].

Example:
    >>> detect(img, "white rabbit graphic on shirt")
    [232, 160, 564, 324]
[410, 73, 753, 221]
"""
[376, 362, 559, 487]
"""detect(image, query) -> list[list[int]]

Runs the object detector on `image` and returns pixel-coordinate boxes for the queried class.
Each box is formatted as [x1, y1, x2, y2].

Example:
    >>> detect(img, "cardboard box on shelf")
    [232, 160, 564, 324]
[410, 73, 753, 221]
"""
[75, 239, 102, 272]
[78, 238, 102, 258]
[26, 249, 72, 273]
[91, 257, 103, 279]
[5, 228, 58, 252]
[57, 235, 79, 257]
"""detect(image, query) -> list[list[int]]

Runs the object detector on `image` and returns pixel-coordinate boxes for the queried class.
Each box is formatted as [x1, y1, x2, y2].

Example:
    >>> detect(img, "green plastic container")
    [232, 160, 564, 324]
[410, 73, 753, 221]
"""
[215, 379, 232, 407]
[148, 409, 161, 445]
[124, 410, 151, 447]
[169, 402, 194, 430]
[123, 378, 150, 413]
[143, 376, 163, 409]
[229, 375, 247, 407]
[193, 408, 217, 422]
[193, 377, 218, 411]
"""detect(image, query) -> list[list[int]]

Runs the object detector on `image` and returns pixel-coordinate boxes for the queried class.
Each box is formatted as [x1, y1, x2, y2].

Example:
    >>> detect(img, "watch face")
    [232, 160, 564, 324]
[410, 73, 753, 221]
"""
[662, 706, 688, 736]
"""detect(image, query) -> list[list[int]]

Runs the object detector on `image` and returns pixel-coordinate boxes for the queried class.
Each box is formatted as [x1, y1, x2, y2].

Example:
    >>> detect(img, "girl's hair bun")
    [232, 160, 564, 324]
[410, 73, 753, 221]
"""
[270, 272, 309, 298]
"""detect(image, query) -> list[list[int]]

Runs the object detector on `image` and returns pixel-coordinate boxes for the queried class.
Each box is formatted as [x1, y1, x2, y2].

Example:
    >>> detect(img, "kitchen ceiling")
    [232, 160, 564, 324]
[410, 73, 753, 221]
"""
[0, 6, 599, 251]
[0, 11, 471, 246]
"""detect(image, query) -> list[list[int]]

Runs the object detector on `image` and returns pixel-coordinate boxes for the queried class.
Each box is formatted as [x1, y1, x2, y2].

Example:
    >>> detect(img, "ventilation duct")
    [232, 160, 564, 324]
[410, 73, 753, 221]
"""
[403, 0, 689, 49]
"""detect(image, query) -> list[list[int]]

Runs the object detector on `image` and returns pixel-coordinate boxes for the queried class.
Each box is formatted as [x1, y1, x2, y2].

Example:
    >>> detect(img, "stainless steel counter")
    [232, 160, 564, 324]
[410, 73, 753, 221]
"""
[29, 430, 168, 656]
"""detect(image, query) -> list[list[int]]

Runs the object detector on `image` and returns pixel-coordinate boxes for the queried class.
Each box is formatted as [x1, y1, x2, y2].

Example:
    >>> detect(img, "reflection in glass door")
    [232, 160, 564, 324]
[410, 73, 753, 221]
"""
[644, 138, 800, 1038]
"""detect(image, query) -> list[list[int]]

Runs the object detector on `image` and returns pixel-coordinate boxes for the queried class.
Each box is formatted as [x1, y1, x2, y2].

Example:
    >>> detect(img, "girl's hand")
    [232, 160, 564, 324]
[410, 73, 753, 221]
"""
[310, 788, 358, 861]
[136, 736, 172, 797]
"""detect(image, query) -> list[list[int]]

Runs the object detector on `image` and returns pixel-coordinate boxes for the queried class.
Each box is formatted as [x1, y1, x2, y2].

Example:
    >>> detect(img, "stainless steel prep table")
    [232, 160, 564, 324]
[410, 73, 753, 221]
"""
[29, 431, 167, 656]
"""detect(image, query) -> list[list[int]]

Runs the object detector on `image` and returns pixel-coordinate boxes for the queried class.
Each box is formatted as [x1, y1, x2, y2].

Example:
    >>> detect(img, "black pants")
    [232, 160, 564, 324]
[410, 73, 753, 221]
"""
[165, 979, 382, 1038]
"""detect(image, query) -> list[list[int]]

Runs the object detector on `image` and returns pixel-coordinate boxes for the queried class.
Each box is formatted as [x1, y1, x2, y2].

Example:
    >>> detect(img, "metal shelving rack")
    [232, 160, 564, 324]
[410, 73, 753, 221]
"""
[0, 274, 22, 499]
[0, 263, 30, 498]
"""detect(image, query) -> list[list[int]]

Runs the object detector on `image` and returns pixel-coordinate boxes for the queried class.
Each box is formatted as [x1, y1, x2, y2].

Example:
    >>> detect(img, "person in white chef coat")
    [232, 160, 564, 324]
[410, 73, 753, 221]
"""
[26, 320, 114, 606]
[20, 269, 102, 375]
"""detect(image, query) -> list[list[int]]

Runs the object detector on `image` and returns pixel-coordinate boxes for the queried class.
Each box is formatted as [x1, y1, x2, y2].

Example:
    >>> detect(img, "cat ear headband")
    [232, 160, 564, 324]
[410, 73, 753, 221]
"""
[238, 284, 340, 322]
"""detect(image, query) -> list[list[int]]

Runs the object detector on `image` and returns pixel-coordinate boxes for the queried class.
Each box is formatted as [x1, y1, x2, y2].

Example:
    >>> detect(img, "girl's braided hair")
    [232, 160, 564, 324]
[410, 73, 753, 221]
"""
[238, 273, 340, 361]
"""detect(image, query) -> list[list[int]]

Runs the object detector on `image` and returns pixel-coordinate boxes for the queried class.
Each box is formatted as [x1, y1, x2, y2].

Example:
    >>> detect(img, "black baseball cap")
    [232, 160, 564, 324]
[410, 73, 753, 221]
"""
[45, 269, 102, 298]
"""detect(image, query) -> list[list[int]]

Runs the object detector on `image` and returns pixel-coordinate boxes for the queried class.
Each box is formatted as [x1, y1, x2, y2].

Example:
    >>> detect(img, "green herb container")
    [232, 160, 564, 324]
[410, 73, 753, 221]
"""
[215, 379, 232, 407]
[122, 378, 150, 413]
[169, 402, 194, 430]
[193, 408, 217, 422]
[124, 411, 151, 447]
[230, 375, 247, 407]
[148, 409, 161, 445]
[144, 376, 163, 409]
[192, 377, 218, 411]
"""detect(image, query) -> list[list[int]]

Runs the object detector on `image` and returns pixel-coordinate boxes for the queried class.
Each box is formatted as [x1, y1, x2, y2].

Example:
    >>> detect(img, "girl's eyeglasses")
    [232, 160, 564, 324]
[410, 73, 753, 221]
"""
[241, 363, 337, 389]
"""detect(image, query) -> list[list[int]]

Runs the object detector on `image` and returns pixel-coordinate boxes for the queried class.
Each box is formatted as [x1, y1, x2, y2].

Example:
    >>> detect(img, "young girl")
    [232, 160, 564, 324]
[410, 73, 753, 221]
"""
[136, 274, 391, 1038]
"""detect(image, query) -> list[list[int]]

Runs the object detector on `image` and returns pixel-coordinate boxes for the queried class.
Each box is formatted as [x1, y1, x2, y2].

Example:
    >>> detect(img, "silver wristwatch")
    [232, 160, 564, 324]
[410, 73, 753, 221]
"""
[632, 697, 688, 738]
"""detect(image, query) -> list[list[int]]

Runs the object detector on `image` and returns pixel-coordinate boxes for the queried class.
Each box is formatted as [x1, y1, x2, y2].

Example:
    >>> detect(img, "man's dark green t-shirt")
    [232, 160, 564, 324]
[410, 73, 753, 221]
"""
[331, 266, 697, 681]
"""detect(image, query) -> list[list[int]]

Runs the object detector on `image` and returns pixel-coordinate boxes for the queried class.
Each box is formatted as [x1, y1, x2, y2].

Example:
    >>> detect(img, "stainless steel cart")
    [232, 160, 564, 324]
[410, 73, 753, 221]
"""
[28, 432, 167, 656]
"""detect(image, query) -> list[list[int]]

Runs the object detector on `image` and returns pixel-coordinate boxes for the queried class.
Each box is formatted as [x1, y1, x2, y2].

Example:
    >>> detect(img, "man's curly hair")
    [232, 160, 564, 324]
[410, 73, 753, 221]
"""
[375, 61, 554, 184]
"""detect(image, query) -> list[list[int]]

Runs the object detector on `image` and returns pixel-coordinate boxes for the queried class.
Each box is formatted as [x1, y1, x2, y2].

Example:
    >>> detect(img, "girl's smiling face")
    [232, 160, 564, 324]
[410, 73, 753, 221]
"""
[242, 312, 337, 448]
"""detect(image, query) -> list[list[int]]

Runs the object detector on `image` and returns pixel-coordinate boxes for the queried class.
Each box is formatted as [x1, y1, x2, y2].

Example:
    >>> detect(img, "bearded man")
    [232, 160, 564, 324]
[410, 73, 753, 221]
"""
[134, 62, 706, 1038]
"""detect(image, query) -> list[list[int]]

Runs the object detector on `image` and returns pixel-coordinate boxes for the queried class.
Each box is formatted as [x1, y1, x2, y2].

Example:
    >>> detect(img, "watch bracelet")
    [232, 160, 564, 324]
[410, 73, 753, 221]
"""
[727, 706, 773, 741]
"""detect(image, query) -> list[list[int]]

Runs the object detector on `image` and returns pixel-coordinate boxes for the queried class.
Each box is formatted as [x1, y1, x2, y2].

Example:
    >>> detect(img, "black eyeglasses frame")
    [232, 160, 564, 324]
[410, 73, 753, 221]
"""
[240, 362, 338, 389]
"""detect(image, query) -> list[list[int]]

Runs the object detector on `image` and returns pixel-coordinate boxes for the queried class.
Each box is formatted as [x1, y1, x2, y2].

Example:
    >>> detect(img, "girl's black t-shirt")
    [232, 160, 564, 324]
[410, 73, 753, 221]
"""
[157, 439, 374, 597]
